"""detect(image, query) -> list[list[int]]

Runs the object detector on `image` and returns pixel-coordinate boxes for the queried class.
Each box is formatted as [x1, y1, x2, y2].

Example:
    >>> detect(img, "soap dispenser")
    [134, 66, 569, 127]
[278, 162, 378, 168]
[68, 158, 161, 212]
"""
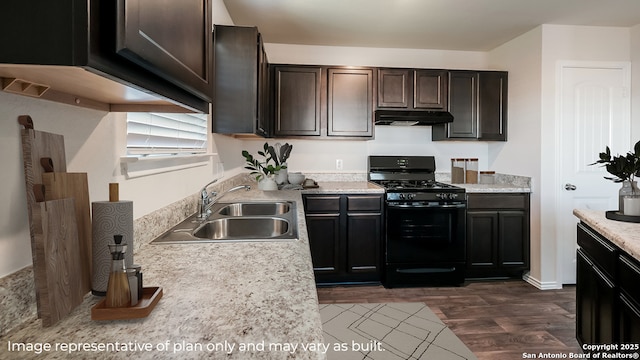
[105, 235, 131, 308]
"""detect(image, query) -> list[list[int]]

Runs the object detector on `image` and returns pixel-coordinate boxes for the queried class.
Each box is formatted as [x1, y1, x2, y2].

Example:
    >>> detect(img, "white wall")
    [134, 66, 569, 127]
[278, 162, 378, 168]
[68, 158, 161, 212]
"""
[487, 26, 544, 285]
[632, 24, 640, 141]
[486, 24, 633, 289]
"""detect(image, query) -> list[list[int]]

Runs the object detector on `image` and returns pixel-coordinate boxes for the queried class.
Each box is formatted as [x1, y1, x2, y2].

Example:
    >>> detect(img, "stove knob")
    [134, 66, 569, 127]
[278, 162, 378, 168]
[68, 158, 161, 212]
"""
[449, 193, 458, 199]
[436, 193, 445, 199]
[399, 193, 405, 200]
[407, 193, 415, 200]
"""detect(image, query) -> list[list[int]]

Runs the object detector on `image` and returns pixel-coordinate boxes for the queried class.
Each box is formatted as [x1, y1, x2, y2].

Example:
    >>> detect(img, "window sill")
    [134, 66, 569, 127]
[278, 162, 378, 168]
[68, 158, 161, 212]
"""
[120, 153, 217, 179]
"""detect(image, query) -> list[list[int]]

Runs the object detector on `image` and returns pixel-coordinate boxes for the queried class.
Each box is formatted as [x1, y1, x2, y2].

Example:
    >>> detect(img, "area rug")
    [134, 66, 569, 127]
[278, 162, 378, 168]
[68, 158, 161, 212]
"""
[319, 303, 477, 360]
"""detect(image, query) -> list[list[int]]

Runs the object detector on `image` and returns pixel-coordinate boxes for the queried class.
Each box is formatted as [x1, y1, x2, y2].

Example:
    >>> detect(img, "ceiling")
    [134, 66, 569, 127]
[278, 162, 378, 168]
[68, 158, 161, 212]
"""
[223, 0, 640, 51]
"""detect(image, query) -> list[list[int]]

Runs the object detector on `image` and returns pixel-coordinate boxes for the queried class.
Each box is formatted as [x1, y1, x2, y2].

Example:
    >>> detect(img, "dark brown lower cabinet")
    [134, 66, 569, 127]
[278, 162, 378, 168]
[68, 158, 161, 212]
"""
[576, 222, 640, 346]
[618, 255, 640, 342]
[466, 193, 529, 278]
[303, 194, 383, 285]
[576, 248, 616, 345]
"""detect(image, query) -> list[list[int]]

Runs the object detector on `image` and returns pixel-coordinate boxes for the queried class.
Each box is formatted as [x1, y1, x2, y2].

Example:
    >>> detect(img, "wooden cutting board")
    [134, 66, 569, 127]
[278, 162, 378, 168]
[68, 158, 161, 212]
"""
[42, 172, 92, 295]
[19, 115, 67, 206]
[31, 197, 84, 327]
[19, 115, 68, 320]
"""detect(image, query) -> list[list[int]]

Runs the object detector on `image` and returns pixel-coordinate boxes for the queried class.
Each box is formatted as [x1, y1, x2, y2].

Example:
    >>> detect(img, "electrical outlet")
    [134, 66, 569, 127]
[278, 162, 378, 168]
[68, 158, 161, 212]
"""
[336, 159, 343, 170]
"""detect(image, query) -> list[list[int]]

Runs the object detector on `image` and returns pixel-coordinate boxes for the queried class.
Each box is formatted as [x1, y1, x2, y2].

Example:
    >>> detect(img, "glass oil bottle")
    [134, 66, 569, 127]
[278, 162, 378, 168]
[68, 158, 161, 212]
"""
[105, 235, 131, 308]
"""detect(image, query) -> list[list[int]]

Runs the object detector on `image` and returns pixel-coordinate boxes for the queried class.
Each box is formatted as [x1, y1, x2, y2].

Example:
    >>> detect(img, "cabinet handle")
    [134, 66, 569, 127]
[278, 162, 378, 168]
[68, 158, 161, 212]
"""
[565, 183, 577, 191]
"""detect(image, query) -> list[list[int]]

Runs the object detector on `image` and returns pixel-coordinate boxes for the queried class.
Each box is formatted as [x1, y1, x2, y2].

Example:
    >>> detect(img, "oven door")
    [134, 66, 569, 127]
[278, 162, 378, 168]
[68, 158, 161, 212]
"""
[385, 201, 466, 264]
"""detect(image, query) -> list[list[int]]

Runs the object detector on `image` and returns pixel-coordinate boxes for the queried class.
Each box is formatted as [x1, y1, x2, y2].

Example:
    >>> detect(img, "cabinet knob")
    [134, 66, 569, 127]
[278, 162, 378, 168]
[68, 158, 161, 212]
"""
[564, 183, 577, 191]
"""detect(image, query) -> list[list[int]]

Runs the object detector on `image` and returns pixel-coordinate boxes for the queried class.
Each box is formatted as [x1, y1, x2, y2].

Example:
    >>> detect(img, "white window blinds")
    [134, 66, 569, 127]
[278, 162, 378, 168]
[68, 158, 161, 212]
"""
[126, 112, 208, 155]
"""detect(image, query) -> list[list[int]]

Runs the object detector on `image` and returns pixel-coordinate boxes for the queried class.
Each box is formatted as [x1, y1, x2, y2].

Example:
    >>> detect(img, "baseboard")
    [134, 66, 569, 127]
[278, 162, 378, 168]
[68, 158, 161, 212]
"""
[522, 272, 563, 290]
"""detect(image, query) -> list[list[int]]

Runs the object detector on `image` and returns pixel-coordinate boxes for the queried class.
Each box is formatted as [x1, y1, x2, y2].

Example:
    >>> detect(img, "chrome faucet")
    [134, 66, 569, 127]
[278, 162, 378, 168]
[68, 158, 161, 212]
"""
[197, 182, 251, 220]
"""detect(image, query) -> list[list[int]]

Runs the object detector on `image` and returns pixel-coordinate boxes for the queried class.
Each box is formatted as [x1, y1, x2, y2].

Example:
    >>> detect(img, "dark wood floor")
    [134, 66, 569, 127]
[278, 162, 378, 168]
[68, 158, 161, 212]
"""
[317, 280, 582, 360]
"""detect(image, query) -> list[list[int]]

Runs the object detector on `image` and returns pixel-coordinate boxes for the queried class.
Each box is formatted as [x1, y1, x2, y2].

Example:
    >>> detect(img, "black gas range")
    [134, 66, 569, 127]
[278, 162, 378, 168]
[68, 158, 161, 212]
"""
[368, 155, 467, 287]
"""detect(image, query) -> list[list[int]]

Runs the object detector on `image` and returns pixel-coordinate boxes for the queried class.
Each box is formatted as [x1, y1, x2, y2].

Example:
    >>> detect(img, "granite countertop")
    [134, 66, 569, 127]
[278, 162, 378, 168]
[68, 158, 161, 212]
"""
[573, 209, 640, 261]
[457, 183, 532, 193]
[0, 189, 327, 360]
[301, 181, 385, 194]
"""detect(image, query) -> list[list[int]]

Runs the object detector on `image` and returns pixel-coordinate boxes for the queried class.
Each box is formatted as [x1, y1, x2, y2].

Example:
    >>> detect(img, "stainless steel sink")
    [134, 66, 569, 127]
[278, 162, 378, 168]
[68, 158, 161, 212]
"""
[217, 202, 290, 216]
[193, 217, 289, 239]
[152, 201, 298, 244]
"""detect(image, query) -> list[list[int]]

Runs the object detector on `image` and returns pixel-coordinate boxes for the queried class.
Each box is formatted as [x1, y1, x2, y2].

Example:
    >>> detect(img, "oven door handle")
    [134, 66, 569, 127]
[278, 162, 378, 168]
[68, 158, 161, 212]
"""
[387, 203, 466, 209]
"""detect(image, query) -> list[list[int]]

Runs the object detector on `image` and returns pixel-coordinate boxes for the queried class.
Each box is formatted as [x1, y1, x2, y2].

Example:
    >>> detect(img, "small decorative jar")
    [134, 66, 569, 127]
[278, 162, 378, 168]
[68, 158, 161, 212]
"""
[619, 180, 639, 214]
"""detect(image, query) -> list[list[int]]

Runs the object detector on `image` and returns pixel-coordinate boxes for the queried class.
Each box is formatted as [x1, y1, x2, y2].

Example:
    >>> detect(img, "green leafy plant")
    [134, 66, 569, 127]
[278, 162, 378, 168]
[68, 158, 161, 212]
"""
[591, 140, 640, 183]
[242, 142, 290, 181]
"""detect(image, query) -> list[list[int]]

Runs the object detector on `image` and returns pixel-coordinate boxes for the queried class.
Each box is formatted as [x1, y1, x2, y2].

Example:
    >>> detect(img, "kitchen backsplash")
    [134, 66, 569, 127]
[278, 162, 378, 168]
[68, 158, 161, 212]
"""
[436, 172, 531, 187]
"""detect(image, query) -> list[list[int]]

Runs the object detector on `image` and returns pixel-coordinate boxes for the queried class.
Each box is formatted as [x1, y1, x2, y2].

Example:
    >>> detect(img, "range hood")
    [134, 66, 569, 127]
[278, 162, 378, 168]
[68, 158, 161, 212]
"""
[375, 110, 454, 126]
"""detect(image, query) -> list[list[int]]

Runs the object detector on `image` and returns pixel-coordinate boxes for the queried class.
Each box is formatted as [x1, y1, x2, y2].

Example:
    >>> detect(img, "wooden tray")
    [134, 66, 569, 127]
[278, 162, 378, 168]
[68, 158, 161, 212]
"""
[91, 287, 162, 321]
[606, 210, 640, 223]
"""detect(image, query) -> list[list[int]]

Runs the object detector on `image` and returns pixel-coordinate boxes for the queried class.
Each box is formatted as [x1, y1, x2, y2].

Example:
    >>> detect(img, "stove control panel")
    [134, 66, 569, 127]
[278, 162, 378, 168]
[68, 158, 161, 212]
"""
[436, 193, 460, 200]
[398, 193, 415, 200]
[386, 192, 464, 202]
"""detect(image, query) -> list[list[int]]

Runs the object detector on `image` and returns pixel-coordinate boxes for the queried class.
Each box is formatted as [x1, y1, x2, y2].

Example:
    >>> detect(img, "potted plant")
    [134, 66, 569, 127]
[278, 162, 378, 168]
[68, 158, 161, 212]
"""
[242, 142, 290, 190]
[269, 143, 293, 184]
[591, 140, 640, 214]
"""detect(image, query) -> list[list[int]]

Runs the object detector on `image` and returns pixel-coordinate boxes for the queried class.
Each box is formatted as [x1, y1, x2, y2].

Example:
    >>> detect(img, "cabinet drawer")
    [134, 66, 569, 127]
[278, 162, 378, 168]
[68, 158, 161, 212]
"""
[304, 196, 340, 213]
[467, 194, 527, 209]
[347, 196, 382, 212]
[619, 254, 640, 303]
[577, 223, 617, 279]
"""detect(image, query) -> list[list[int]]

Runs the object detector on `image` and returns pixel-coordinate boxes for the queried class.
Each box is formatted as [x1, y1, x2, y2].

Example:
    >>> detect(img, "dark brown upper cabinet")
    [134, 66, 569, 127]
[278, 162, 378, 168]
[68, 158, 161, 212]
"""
[327, 68, 374, 137]
[0, 0, 211, 112]
[272, 65, 375, 139]
[272, 65, 323, 137]
[432, 70, 508, 141]
[116, 0, 213, 102]
[212, 25, 270, 137]
[478, 71, 508, 141]
[377, 68, 448, 111]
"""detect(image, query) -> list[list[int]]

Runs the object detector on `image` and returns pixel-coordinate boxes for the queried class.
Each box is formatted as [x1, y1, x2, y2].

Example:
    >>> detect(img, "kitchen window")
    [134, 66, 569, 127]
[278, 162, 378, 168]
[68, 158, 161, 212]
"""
[126, 112, 208, 155]
[122, 112, 213, 179]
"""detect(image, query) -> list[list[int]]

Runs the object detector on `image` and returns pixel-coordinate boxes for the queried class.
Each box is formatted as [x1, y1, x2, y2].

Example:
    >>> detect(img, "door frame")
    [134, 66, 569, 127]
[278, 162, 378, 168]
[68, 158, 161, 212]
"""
[554, 60, 631, 285]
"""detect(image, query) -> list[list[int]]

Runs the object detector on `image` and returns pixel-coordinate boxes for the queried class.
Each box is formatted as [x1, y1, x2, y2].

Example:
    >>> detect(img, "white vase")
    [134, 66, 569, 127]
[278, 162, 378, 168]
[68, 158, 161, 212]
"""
[275, 163, 288, 185]
[258, 176, 278, 191]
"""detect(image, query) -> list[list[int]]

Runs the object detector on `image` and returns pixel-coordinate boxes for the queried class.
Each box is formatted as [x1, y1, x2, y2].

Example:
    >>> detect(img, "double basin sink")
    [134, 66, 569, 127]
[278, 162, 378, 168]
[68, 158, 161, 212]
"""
[152, 201, 298, 244]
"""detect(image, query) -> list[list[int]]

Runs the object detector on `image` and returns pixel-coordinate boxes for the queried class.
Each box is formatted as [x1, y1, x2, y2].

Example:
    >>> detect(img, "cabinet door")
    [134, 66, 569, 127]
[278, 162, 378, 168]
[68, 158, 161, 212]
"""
[466, 211, 499, 271]
[478, 71, 507, 141]
[414, 70, 448, 110]
[273, 66, 322, 136]
[576, 249, 595, 345]
[619, 294, 640, 342]
[327, 68, 374, 137]
[116, 0, 213, 100]
[306, 214, 341, 276]
[346, 214, 381, 276]
[256, 35, 270, 137]
[576, 249, 617, 345]
[377, 69, 410, 108]
[498, 211, 528, 268]
[447, 71, 478, 138]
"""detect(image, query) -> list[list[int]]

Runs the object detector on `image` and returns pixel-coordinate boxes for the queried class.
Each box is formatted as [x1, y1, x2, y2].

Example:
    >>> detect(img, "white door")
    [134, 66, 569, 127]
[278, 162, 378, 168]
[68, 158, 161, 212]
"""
[558, 62, 631, 284]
